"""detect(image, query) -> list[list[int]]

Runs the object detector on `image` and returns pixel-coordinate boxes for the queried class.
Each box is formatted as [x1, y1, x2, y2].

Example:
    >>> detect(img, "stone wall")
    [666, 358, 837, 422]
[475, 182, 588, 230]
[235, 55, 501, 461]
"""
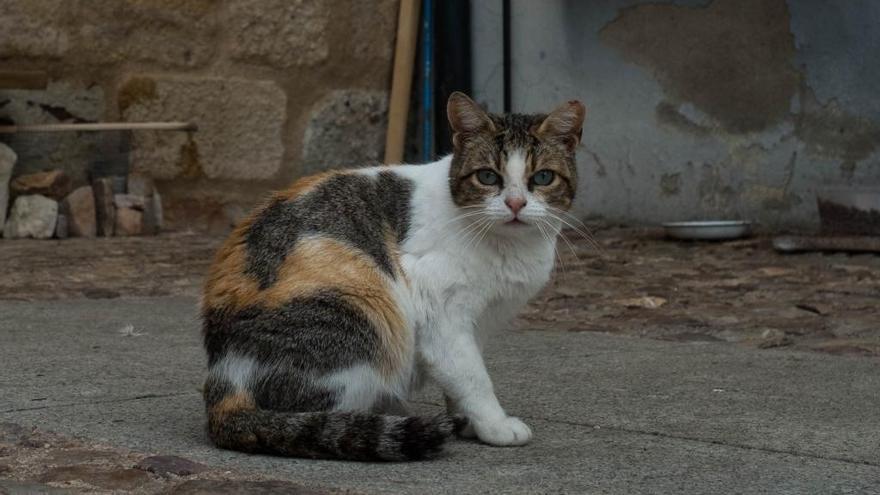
[0, 0, 399, 231]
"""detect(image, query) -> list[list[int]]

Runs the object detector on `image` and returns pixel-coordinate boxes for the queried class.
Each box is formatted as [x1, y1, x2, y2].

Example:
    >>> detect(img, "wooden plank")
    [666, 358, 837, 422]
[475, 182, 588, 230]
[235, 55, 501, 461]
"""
[384, 0, 422, 165]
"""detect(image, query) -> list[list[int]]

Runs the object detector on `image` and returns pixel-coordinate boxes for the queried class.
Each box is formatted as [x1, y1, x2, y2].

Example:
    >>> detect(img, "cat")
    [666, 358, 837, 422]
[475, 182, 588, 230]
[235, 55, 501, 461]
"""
[201, 92, 586, 461]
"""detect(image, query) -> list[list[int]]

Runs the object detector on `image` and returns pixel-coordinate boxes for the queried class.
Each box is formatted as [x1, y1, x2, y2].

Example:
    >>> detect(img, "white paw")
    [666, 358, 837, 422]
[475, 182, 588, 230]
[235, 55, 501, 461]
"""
[473, 416, 533, 446]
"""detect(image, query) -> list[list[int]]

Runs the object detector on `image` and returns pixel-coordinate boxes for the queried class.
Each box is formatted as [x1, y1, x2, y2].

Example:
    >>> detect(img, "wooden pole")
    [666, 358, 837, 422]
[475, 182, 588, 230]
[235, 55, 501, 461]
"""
[0, 121, 198, 134]
[384, 0, 422, 165]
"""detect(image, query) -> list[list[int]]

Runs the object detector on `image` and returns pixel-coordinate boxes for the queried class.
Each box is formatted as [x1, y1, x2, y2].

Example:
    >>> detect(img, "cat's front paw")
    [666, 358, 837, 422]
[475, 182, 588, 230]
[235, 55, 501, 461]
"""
[473, 416, 532, 446]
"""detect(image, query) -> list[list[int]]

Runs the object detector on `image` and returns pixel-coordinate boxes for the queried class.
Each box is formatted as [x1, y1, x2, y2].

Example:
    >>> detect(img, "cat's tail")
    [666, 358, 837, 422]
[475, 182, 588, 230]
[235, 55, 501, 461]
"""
[208, 404, 466, 461]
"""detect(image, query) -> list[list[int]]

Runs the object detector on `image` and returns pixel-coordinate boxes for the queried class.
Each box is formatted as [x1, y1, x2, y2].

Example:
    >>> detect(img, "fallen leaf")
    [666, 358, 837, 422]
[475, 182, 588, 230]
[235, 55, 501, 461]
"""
[616, 296, 667, 309]
[118, 324, 144, 337]
[683, 278, 751, 289]
[756, 328, 793, 349]
[831, 264, 872, 275]
[795, 302, 831, 316]
[758, 266, 796, 277]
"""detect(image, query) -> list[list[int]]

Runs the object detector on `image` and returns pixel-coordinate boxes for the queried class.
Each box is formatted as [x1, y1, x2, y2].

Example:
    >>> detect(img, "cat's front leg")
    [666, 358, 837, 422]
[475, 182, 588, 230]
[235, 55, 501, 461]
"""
[445, 394, 476, 438]
[420, 318, 532, 446]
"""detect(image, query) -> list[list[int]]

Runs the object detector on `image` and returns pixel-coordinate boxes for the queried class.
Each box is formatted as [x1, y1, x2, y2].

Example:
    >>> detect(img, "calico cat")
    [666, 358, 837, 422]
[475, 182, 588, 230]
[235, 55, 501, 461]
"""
[201, 92, 586, 461]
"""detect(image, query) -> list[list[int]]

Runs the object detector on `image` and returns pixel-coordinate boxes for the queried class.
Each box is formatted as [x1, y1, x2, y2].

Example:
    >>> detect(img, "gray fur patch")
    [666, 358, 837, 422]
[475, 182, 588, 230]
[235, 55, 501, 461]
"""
[202, 290, 382, 412]
[244, 172, 413, 289]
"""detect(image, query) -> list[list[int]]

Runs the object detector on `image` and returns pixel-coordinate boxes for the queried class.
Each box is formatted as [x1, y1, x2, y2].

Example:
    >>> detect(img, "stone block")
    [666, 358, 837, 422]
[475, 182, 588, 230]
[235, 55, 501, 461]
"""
[0, 82, 104, 184]
[54, 213, 68, 239]
[3, 195, 58, 239]
[92, 178, 115, 237]
[114, 207, 143, 236]
[143, 192, 163, 235]
[0, 143, 16, 235]
[0, 1, 218, 68]
[61, 186, 96, 237]
[113, 194, 145, 211]
[301, 90, 388, 175]
[110, 175, 127, 194]
[74, 1, 219, 68]
[342, 1, 398, 65]
[127, 175, 155, 197]
[225, 0, 328, 68]
[0, 1, 71, 59]
[10, 170, 71, 201]
[120, 76, 286, 181]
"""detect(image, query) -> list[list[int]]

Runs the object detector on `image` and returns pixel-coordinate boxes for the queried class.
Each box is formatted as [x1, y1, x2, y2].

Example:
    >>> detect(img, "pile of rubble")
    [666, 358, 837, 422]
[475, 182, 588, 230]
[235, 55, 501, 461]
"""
[0, 143, 162, 239]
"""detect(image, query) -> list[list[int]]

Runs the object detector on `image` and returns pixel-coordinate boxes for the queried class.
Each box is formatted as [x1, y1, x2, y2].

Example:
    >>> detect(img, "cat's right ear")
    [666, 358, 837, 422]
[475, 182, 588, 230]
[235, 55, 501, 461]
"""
[447, 92, 495, 148]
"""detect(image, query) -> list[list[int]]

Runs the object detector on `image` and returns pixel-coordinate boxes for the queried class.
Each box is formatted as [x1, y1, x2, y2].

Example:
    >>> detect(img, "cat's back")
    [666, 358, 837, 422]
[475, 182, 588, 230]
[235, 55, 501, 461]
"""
[201, 168, 416, 374]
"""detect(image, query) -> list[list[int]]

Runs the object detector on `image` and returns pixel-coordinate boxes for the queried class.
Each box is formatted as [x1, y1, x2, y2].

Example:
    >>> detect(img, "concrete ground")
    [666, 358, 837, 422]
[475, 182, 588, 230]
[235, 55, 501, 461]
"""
[1, 296, 878, 494]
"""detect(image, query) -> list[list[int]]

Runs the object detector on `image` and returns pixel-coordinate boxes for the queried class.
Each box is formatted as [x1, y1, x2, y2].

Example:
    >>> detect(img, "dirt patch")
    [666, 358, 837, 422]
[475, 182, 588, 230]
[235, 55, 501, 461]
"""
[519, 227, 880, 358]
[0, 423, 344, 494]
[0, 233, 218, 301]
[0, 228, 878, 358]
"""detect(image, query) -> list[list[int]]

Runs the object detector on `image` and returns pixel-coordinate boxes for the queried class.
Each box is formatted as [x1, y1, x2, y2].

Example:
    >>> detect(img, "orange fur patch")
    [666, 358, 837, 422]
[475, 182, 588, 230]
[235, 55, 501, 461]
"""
[202, 171, 343, 313]
[209, 391, 255, 422]
[204, 235, 409, 375]
[203, 170, 409, 376]
[202, 231, 262, 313]
[207, 391, 257, 447]
[265, 237, 409, 375]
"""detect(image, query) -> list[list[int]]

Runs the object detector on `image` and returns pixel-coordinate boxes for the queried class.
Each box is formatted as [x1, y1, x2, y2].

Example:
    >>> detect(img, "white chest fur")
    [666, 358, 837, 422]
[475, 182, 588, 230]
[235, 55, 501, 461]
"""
[356, 156, 561, 447]
[393, 157, 557, 335]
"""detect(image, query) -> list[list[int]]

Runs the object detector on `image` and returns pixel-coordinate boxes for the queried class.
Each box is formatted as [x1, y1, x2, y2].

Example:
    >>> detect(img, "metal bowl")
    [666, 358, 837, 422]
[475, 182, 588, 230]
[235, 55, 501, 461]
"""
[662, 220, 752, 240]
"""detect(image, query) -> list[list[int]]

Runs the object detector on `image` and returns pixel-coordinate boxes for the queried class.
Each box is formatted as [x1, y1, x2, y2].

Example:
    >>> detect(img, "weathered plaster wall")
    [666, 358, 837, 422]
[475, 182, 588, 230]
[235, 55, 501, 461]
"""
[0, 0, 398, 231]
[474, 0, 880, 230]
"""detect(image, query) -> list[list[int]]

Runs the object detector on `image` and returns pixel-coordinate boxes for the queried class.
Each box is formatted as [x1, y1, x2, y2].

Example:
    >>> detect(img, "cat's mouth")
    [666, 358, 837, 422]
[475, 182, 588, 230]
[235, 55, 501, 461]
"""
[505, 218, 528, 226]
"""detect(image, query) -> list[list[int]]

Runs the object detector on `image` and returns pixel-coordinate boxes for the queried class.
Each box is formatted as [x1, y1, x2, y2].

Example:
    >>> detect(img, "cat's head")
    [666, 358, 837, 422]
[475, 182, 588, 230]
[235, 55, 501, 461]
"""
[446, 92, 586, 235]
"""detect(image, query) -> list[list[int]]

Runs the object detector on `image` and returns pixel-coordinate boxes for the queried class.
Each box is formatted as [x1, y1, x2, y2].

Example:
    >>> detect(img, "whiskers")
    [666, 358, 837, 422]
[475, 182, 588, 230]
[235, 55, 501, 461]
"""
[432, 204, 604, 262]
[435, 206, 495, 249]
[533, 218, 567, 279]
[464, 216, 496, 251]
[544, 206, 606, 257]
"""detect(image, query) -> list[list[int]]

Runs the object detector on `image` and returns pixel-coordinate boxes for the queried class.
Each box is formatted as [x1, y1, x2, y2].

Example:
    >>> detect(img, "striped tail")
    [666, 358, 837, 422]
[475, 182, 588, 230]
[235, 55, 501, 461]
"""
[208, 408, 466, 461]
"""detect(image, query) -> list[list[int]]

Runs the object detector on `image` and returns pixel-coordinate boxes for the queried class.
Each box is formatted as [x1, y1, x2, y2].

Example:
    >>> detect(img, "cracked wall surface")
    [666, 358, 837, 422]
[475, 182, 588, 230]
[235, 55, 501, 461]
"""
[477, 0, 880, 229]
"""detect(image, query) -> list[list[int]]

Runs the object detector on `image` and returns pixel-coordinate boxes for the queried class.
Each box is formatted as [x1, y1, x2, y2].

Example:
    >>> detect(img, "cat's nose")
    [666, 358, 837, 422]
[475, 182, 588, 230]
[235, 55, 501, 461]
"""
[505, 197, 527, 215]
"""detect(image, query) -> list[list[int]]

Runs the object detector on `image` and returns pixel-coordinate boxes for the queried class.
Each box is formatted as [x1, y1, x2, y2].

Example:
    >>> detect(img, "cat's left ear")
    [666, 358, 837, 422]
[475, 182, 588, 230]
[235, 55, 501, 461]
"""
[535, 100, 587, 151]
[447, 92, 496, 149]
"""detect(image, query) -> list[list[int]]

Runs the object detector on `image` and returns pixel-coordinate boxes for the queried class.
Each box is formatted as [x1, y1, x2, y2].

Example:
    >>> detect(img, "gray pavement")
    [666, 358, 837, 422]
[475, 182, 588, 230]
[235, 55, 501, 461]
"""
[1, 297, 878, 494]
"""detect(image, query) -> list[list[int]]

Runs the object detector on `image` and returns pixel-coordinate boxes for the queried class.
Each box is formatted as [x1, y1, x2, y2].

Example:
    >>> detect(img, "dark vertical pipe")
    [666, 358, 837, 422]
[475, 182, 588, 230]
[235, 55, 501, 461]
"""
[421, 0, 434, 162]
[435, 0, 472, 156]
[502, 0, 512, 113]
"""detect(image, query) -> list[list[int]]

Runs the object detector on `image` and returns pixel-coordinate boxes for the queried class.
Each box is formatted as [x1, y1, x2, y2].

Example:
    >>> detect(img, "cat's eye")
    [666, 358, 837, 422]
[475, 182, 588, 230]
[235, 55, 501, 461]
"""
[476, 169, 501, 186]
[531, 170, 555, 186]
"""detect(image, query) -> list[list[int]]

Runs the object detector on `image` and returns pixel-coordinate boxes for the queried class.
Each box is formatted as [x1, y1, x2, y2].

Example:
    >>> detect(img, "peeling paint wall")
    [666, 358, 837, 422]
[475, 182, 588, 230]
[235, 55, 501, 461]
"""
[474, 0, 880, 229]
